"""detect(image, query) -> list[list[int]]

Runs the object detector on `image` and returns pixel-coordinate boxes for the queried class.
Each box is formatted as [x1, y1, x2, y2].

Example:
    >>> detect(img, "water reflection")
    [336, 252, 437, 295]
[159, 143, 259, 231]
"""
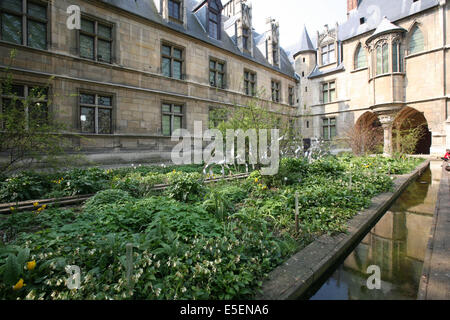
[310, 162, 442, 300]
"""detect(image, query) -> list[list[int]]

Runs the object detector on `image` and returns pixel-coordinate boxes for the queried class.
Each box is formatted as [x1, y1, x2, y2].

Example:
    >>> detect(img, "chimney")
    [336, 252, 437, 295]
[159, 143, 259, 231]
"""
[347, 0, 358, 13]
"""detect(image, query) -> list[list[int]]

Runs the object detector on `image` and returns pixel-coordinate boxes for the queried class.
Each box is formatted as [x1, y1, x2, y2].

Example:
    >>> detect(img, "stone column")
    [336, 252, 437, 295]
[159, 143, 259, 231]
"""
[379, 114, 395, 156]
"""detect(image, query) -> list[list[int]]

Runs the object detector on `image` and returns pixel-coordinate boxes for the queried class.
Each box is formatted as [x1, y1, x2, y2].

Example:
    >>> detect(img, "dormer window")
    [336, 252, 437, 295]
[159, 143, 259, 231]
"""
[273, 44, 279, 65]
[243, 27, 249, 50]
[321, 43, 335, 65]
[168, 0, 182, 21]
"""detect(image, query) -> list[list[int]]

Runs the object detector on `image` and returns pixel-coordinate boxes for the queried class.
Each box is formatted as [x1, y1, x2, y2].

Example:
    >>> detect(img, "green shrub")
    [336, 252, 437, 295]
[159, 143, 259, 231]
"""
[59, 168, 110, 196]
[111, 172, 165, 198]
[166, 172, 205, 203]
[0, 171, 52, 202]
[84, 189, 134, 212]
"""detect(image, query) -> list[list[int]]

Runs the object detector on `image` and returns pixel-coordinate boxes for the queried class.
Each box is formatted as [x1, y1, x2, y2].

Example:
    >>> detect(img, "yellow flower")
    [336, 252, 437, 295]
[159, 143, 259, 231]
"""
[42, 204, 47, 209]
[27, 260, 36, 271]
[258, 184, 263, 187]
[33, 202, 39, 207]
[254, 178, 259, 183]
[262, 186, 268, 190]
[10, 207, 15, 212]
[12, 279, 25, 291]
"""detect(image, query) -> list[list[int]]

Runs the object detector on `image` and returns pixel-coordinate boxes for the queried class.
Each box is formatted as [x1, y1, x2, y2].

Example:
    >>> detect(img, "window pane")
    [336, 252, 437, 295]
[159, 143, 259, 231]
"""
[382, 44, 388, 73]
[330, 126, 336, 139]
[322, 52, 328, 65]
[1, 13, 22, 44]
[162, 115, 171, 136]
[323, 91, 328, 104]
[173, 60, 182, 79]
[409, 27, 424, 54]
[27, 20, 46, 49]
[98, 96, 112, 106]
[162, 45, 171, 56]
[173, 48, 182, 59]
[376, 46, 382, 75]
[323, 126, 329, 140]
[218, 73, 223, 88]
[98, 24, 111, 39]
[80, 107, 95, 133]
[1, 0, 22, 11]
[4, 84, 25, 97]
[329, 48, 335, 63]
[210, 60, 216, 70]
[173, 105, 182, 113]
[162, 104, 171, 113]
[323, 119, 329, 125]
[218, 63, 224, 72]
[355, 45, 367, 69]
[399, 44, 404, 72]
[80, 34, 94, 59]
[330, 89, 336, 102]
[162, 57, 171, 77]
[392, 43, 398, 72]
[98, 39, 111, 62]
[81, 19, 94, 33]
[98, 108, 112, 134]
[330, 118, 336, 125]
[80, 93, 95, 105]
[29, 102, 47, 125]
[209, 71, 216, 86]
[27, 2, 47, 20]
[173, 116, 182, 131]
[209, 21, 218, 39]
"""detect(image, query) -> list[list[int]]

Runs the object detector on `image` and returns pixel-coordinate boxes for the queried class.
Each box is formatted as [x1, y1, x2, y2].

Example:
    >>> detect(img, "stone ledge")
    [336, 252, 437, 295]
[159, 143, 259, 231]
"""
[257, 160, 430, 300]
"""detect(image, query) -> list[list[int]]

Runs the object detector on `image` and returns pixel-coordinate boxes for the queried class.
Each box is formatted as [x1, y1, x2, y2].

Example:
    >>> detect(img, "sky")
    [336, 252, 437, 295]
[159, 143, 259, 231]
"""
[233, 0, 348, 50]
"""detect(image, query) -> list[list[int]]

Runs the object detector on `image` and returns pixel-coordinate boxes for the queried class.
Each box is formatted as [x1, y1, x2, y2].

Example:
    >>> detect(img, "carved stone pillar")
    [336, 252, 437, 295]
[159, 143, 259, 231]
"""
[379, 114, 395, 156]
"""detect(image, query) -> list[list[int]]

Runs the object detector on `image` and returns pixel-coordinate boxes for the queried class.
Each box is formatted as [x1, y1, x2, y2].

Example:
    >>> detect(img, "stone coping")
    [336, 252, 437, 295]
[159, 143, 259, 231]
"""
[257, 160, 431, 300]
[418, 166, 450, 300]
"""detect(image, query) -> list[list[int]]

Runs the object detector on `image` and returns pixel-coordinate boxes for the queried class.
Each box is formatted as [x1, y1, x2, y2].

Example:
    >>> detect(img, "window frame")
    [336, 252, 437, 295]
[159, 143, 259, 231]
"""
[322, 117, 337, 141]
[207, 3, 221, 40]
[408, 25, 425, 55]
[161, 102, 184, 136]
[271, 79, 281, 103]
[78, 14, 114, 64]
[168, 0, 183, 23]
[209, 58, 226, 89]
[0, 82, 49, 129]
[78, 91, 114, 135]
[321, 42, 336, 65]
[242, 27, 249, 50]
[392, 41, 404, 73]
[161, 42, 185, 80]
[354, 44, 367, 70]
[376, 43, 389, 75]
[321, 80, 336, 104]
[288, 86, 295, 106]
[0, 0, 49, 49]
[244, 69, 257, 96]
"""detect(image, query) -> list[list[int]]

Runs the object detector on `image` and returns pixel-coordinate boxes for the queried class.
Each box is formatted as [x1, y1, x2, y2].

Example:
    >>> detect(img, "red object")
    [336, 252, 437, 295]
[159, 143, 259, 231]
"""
[445, 152, 450, 160]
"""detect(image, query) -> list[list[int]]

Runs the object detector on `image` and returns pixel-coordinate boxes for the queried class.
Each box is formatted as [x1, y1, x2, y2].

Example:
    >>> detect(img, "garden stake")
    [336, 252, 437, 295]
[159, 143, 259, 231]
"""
[126, 243, 134, 293]
[295, 192, 299, 234]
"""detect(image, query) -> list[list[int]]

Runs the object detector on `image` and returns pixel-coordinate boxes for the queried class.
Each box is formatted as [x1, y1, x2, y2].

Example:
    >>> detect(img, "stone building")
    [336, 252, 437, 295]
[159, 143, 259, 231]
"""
[293, 0, 450, 156]
[0, 0, 297, 165]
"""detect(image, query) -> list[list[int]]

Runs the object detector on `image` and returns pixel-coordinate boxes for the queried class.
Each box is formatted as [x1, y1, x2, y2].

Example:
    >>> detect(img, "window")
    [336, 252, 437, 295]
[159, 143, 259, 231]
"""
[376, 43, 389, 75]
[79, 17, 113, 63]
[0, 0, 48, 49]
[208, 106, 227, 129]
[1, 83, 48, 128]
[168, 0, 182, 21]
[322, 118, 336, 140]
[272, 44, 279, 65]
[162, 103, 183, 136]
[409, 26, 424, 54]
[79, 93, 113, 134]
[392, 41, 404, 72]
[242, 27, 249, 50]
[271, 80, 281, 103]
[288, 86, 295, 106]
[244, 70, 256, 96]
[209, 59, 225, 88]
[162, 44, 184, 79]
[354, 44, 367, 69]
[322, 81, 336, 104]
[321, 43, 335, 65]
[208, 2, 221, 40]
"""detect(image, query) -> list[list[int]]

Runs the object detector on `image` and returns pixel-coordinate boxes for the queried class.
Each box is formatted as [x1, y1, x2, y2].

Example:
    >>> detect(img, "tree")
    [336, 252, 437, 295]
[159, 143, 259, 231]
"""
[340, 122, 383, 156]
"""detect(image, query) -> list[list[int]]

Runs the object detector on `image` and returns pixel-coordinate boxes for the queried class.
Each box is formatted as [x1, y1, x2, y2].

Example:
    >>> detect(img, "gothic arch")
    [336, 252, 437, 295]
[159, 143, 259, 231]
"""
[406, 22, 426, 55]
[393, 107, 431, 154]
[354, 42, 367, 70]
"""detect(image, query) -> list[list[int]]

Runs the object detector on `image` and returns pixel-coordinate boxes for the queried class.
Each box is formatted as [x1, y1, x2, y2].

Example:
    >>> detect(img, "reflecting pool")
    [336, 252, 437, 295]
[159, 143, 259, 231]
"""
[308, 162, 442, 300]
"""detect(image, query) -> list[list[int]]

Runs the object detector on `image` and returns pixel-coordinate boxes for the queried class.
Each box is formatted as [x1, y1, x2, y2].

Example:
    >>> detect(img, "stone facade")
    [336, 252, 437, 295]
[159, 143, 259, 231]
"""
[0, 0, 297, 165]
[294, 0, 450, 156]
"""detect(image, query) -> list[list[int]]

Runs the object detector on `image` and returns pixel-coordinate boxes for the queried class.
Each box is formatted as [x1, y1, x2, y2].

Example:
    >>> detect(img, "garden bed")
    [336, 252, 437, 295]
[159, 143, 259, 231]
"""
[0, 155, 424, 300]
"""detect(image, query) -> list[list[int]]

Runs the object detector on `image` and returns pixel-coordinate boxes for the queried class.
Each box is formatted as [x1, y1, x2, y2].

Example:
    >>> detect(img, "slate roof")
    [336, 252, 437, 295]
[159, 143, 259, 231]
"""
[339, 0, 439, 41]
[366, 16, 407, 43]
[97, 0, 296, 78]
